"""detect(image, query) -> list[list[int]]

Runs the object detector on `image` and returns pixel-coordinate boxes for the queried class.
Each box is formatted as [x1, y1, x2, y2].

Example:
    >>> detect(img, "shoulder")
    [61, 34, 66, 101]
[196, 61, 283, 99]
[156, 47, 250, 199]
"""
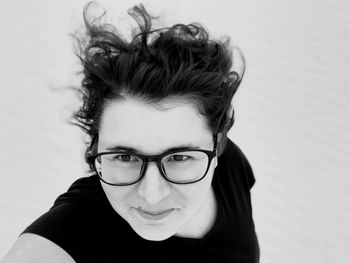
[220, 138, 249, 163]
[22, 176, 103, 241]
[18, 176, 107, 262]
[52, 175, 102, 207]
[1, 233, 75, 263]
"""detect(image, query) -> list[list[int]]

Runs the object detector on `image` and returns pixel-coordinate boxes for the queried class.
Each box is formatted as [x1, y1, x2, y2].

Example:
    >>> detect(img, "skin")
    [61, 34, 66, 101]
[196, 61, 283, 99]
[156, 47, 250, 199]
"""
[98, 97, 219, 241]
[0, 233, 75, 263]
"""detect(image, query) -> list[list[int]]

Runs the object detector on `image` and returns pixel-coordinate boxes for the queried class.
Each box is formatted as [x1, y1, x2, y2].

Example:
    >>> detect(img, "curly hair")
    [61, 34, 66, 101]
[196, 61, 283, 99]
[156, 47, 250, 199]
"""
[70, 2, 246, 174]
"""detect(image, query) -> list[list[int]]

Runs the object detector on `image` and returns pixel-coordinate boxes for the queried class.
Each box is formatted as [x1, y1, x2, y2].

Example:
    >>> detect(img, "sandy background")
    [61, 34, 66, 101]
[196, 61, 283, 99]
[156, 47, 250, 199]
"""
[0, 0, 349, 262]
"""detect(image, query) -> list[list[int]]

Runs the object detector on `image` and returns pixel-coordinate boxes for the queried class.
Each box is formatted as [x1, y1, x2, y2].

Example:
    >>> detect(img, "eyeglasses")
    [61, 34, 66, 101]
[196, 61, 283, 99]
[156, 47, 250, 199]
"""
[87, 134, 217, 186]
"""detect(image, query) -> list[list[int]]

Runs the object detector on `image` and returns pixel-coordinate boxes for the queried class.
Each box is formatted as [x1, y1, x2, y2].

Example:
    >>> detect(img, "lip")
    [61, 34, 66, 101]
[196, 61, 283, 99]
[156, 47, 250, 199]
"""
[135, 208, 175, 221]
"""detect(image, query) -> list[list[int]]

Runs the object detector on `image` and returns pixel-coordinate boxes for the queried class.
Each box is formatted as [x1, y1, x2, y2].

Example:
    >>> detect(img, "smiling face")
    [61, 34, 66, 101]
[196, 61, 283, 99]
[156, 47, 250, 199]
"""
[97, 97, 218, 241]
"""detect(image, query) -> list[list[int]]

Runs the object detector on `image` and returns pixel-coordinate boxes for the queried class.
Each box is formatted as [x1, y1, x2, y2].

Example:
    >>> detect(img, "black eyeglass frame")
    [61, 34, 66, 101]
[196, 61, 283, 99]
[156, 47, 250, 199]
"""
[87, 134, 218, 186]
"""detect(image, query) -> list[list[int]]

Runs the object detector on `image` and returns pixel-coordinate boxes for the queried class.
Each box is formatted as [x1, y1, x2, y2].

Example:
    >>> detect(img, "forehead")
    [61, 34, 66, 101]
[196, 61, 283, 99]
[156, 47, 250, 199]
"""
[98, 97, 212, 153]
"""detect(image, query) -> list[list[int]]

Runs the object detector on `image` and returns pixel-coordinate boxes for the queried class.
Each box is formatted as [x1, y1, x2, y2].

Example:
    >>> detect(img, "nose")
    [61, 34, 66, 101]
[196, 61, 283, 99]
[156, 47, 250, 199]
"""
[137, 161, 171, 205]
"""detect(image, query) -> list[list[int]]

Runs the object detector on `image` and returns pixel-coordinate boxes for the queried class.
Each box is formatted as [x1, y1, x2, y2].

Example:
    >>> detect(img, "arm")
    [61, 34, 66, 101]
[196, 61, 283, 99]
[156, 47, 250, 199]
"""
[1, 233, 75, 263]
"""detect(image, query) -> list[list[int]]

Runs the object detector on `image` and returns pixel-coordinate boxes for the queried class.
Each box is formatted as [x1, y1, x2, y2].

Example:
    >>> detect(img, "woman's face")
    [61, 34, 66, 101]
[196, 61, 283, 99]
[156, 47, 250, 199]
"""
[98, 97, 218, 241]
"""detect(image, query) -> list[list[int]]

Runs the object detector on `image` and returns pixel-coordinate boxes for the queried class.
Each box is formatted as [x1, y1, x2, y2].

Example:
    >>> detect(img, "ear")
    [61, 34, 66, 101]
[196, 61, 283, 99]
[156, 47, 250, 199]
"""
[228, 103, 234, 119]
[217, 132, 223, 143]
[215, 132, 225, 160]
[212, 155, 218, 169]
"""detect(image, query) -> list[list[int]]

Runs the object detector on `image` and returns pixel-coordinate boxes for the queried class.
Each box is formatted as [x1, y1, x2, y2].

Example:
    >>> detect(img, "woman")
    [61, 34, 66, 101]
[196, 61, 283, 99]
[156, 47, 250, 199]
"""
[1, 2, 259, 262]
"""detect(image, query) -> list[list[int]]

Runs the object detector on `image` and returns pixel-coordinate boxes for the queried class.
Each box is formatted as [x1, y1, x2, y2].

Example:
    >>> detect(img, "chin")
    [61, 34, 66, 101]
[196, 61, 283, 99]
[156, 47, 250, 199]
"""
[131, 223, 176, 241]
[138, 232, 172, 241]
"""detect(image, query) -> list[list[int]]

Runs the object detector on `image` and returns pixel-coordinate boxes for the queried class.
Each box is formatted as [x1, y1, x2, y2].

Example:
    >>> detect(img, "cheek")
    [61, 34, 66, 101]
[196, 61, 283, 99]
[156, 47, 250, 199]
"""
[101, 183, 135, 213]
[177, 168, 215, 209]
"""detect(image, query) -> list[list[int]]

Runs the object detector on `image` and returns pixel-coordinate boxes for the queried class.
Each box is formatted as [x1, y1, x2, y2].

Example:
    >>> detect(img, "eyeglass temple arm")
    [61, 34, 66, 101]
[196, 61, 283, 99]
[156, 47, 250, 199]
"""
[213, 134, 218, 153]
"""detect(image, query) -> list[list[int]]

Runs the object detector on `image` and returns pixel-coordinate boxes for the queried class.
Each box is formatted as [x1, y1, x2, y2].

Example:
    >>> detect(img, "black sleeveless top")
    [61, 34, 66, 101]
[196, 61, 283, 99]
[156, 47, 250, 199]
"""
[22, 139, 260, 262]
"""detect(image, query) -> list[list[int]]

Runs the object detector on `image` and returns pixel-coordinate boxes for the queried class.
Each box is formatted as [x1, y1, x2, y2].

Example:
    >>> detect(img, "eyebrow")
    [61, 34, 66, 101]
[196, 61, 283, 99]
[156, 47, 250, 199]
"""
[105, 144, 201, 155]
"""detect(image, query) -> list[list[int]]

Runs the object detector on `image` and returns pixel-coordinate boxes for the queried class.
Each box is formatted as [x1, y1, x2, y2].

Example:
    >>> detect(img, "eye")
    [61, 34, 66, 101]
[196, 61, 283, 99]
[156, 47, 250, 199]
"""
[168, 155, 191, 162]
[113, 154, 139, 162]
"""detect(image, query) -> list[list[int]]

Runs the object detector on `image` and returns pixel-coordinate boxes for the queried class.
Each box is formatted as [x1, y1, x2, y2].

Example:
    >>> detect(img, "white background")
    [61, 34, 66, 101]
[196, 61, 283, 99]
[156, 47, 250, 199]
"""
[0, 0, 349, 262]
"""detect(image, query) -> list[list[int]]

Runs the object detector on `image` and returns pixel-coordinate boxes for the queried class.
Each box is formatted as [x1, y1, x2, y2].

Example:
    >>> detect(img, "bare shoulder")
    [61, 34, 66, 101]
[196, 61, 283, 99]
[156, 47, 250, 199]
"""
[1, 233, 75, 263]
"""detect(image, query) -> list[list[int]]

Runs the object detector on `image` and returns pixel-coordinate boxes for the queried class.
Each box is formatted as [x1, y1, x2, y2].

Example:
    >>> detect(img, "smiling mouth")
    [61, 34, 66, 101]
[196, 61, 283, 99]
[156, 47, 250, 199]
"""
[140, 208, 172, 215]
[135, 208, 175, 221]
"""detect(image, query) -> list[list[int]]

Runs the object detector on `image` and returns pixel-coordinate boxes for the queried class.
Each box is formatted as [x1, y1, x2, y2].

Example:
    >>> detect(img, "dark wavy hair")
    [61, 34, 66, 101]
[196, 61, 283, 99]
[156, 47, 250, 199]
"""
[70, 2, 246, 174]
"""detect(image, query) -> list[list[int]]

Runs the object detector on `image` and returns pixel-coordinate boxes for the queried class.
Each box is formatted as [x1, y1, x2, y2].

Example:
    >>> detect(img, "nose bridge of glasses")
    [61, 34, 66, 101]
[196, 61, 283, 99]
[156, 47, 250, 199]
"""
[142, 156, 165, 175]
[144, 156, 161, 163]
